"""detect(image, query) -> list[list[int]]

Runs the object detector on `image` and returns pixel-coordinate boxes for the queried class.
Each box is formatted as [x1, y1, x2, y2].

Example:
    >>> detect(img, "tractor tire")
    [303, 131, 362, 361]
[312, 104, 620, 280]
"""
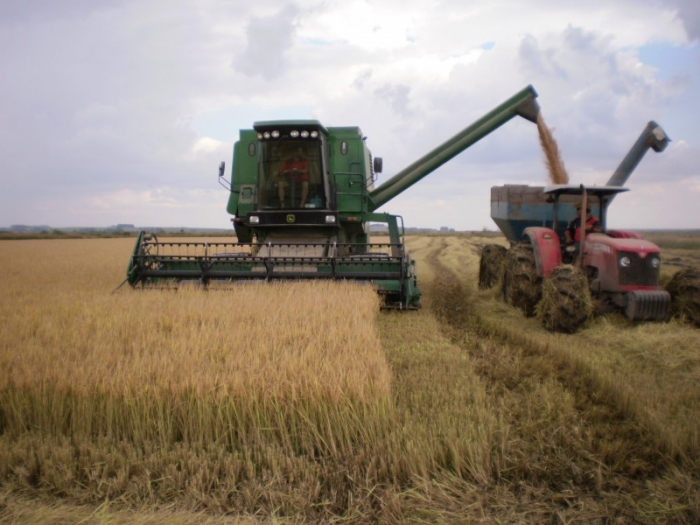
[537, 265, 593, 333]
[502, 243, 541, 317]
[666, 268, 700, 327]
[478, 244, 508, 290]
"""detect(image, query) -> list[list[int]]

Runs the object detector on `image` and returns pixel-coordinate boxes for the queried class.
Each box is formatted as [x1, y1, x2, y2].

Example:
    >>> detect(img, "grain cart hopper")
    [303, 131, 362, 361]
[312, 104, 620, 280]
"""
[478, 121, 688, 332]
[128, 86, 541, 309]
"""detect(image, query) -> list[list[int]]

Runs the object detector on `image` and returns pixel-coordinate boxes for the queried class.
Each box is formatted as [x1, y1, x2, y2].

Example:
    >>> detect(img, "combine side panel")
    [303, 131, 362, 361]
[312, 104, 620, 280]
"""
[327, 127, 367, 214]
[227, 130, 260, 222]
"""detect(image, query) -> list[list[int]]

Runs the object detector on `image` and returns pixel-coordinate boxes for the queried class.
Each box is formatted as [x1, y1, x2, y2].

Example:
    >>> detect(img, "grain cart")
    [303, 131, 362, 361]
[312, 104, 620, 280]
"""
[127, 86, 541, 308]
[478, 122, 699, 332]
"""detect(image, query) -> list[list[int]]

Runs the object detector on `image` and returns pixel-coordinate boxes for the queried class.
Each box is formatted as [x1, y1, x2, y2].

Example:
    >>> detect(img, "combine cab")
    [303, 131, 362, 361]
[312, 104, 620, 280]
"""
[128, 86, 542, 309]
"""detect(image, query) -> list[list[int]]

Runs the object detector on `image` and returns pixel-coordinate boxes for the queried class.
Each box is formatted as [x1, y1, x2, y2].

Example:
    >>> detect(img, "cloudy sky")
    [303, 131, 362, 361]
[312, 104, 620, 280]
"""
[1, 0, 698, 231]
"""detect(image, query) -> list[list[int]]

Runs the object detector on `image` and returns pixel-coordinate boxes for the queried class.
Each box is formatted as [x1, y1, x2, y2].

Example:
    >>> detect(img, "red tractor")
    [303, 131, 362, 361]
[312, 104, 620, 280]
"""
[492, 185, 671, 332]
[480, 122, 700, 332]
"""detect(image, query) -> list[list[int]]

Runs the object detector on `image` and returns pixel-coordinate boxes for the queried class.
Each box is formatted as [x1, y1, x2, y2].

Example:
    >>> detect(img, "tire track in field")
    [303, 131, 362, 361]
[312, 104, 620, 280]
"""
[422, 240, 694, 521]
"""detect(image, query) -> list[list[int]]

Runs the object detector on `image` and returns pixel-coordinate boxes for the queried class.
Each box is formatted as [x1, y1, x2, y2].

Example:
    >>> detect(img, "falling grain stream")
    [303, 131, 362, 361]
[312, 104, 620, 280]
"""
[537, 113, 569, 185]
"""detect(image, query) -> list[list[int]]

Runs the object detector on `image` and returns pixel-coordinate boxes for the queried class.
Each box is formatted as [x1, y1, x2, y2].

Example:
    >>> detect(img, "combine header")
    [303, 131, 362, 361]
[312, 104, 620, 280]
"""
[128, 86, 541, 308]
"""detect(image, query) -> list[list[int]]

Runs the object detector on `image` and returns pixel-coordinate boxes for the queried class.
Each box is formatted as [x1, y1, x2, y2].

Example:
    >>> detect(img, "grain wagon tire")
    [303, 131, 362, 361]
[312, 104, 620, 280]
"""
[666, 268, 700, 327]
[502, 243, 541, 317]
[479, 244, 508, 290]
[537, 265, 592, 334]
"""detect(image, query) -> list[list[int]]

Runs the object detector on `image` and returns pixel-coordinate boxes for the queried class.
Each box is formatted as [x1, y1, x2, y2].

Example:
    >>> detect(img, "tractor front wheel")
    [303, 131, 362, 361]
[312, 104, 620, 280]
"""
[537, 265, 592, 333]
[502, 243, 541, 317]
[478, 244, 508, 290]
[666, 268, 700, 327]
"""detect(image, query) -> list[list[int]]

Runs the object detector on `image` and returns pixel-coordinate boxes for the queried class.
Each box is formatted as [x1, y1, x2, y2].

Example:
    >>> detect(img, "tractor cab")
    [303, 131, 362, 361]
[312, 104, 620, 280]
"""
[491, 184, 629, 245]
[542, 184, 630, 244]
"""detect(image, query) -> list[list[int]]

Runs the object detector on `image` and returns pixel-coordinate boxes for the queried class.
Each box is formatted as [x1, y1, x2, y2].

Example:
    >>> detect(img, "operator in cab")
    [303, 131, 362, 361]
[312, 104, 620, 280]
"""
[565, 203, 602, 245]
[276, 147, 309, 209]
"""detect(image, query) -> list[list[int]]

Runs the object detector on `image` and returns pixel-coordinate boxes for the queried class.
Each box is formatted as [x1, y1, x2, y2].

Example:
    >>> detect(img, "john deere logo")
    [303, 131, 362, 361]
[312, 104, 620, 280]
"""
[286, 214, 295, 223]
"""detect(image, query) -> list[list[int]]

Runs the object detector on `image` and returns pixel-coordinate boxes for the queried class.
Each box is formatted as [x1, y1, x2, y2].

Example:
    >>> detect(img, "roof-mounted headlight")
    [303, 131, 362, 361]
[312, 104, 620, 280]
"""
[271, 130, 280, 138]
[257, 133, 263, 140]
[300, 130, 309, 138]
[310, 131, 319, 138]
[290, 130, 299, 138]
[263, 132, 270, 139]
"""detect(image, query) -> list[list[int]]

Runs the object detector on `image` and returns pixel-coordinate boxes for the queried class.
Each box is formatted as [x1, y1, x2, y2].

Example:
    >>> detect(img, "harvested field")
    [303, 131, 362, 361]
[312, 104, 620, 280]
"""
[665, 267, 700, 326]
[478, 243, 507, 290]
[1, 233, 699, 523]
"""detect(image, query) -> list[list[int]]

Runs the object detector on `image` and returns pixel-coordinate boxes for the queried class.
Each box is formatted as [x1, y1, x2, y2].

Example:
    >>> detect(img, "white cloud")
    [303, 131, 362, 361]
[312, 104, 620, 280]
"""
[233, 4, 300, 79]
[89, 189, 176, 210]
[0, 0, 698, 231]
[192, 137, 224, 154]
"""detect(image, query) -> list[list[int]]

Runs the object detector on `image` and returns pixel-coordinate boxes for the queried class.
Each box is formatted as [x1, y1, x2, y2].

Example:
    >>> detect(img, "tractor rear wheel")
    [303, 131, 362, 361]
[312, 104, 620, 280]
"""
[666, 268, 700, 327]
[537, 265, 592, 333]
[502, 243, 541, 317]
[478, 244, 507, 290]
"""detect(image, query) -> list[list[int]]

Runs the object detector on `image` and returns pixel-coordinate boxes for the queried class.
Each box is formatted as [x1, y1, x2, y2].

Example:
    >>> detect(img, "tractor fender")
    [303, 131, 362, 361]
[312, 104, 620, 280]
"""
[523, 227, 562, 278]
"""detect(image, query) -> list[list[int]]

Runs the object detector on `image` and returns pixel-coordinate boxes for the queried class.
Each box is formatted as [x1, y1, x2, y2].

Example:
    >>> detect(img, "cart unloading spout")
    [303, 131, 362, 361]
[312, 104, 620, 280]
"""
[368, 85, 539, 211]
[513, 95, 540, 124]
[606, 121, 670, 187]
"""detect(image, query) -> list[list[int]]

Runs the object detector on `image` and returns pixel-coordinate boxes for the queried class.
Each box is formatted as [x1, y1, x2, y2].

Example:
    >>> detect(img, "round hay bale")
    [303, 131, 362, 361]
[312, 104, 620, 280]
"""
[502, 243, 541, 317]
[478, 244, 508, 290]
[537, 265, 592, 333]
[665, 268, 700, 327]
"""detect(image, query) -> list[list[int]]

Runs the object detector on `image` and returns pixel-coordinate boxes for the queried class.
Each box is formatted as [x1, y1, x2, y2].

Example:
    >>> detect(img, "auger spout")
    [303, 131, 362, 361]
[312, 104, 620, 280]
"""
[606, 121, 670, 187]
[367, 85, 539, 211]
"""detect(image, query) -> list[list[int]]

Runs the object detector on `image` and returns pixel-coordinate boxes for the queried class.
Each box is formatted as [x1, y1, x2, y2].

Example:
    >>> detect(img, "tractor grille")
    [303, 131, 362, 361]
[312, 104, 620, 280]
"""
[618, 251, 660, 286]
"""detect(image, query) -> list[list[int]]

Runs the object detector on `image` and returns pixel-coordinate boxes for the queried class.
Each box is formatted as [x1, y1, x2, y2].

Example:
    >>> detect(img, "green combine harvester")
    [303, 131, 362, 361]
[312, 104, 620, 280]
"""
[127, 86, 541, 308]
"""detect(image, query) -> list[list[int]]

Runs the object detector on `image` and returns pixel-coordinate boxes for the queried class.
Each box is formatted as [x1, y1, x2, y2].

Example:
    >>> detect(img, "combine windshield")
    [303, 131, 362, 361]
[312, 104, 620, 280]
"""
[259, 140, 326, 210]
